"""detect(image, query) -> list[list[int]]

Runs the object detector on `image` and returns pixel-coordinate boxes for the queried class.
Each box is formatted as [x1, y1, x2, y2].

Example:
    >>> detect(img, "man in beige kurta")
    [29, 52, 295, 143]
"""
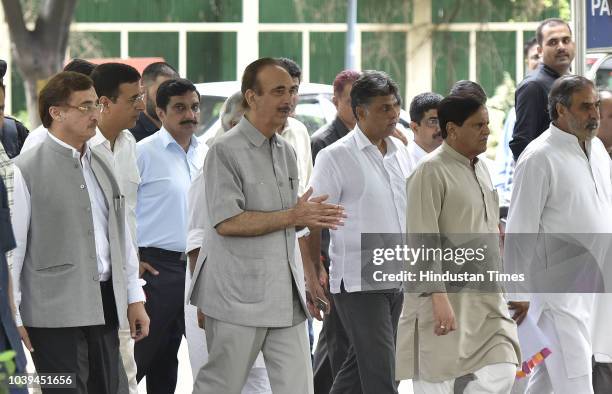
[395, 94, 520, 393]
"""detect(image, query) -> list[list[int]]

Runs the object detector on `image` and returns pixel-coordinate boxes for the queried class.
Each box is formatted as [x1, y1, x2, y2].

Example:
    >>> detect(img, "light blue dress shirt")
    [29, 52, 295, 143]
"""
[136, 127, 206, 252]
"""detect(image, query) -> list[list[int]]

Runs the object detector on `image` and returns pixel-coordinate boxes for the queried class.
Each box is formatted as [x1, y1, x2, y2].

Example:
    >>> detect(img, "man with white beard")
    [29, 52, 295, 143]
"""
[505, 75, 612, 394]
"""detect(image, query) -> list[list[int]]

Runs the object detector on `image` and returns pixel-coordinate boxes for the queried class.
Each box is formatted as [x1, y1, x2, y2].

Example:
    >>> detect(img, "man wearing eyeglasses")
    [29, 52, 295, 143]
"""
[133, 78, 207, 394]
[89, 62, 146, 394]
[11, 71, 149, 393]
[407, 92, 444, 168]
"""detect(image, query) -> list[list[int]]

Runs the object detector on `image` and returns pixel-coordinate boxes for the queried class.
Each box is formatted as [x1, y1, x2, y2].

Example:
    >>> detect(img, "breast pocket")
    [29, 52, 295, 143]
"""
[244, 181, 282, 211]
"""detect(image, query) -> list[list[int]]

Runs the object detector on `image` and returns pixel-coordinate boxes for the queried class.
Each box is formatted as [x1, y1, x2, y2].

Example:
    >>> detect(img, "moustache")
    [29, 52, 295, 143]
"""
[180, 120, 198, 126]
[433, 132, 443, 139]
[586, 120, 599, 130]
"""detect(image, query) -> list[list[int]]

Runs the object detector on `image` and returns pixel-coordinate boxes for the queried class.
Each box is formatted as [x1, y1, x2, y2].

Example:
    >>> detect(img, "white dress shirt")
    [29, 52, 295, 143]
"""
[407, 139, 428, 169]
[11, 133, 145, 326]
[279, 117, 313, 195]
[89, 128, 141, 246]
[19, 124, 48, 153]
[308, 126, 413, 293]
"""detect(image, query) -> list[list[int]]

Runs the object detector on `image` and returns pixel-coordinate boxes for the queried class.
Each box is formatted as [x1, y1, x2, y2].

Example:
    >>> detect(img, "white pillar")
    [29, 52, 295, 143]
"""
[0, 7, 12, 114]
[302, 30, 310, 82]
[237, 0, 259, 79]
[571, 0, 586, 76]
[120, 29, 129, 58]
[178, 29, 187, 77]
[406, 0, 432, 106]
[468, 30, 477, 81]
[515, 30, 524, 81]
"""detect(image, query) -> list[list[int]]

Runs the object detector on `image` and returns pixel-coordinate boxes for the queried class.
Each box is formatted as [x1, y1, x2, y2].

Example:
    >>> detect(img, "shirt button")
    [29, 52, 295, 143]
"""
[86, 207, 91, 212]
[278, 181, 284, 187]
[80, 184, 86, 189]
[93, 274, 99, 281]
[90, 254, 96, 259]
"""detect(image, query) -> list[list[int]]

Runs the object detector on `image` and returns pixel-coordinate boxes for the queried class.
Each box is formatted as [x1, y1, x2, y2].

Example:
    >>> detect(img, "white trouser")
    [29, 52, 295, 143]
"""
[413, 362, 516, 394]
[525, 311, 593, 394]
[184, 269, 272, 394]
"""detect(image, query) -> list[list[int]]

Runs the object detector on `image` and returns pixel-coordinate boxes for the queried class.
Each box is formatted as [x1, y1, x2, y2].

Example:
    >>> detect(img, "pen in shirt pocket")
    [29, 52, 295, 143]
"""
[289, 177, 296, 190]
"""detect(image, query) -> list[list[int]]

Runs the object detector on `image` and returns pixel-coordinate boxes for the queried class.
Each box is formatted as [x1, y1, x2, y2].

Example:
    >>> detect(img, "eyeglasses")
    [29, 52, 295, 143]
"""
[126, 94, 145, 105]
[171, 103, 201, 115]
[423, 117, 439, 127]
[63, 103, 103, 114]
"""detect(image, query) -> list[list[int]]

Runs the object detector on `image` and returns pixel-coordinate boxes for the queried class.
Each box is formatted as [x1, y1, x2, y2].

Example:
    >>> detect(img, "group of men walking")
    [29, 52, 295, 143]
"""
[0, 16, 612, 394]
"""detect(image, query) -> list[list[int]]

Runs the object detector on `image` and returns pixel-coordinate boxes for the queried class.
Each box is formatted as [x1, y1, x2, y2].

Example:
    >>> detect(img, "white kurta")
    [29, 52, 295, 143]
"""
[505, 124, 612, 382]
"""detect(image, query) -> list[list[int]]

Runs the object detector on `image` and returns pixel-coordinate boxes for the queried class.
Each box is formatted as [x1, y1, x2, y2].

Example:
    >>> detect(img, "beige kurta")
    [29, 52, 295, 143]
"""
[396, 142, 520, 382]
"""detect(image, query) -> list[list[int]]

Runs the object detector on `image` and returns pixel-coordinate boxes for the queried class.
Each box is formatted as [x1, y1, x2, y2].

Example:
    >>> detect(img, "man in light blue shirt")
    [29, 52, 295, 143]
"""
[134, 78, 207, 394]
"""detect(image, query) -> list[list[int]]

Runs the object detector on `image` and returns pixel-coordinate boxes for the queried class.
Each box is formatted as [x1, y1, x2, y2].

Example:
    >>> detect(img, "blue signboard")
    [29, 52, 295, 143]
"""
[588, 0, 612, 50]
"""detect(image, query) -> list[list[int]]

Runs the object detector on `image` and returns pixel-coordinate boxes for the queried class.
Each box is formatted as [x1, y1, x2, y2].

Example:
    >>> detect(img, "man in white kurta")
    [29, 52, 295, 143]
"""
[505, 75, 612, 394]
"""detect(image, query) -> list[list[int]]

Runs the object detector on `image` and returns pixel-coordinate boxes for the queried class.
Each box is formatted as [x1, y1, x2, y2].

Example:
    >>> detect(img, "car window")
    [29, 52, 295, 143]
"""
[198, 96, 226, 136]
[295, 94, 335, 135]
[595, 56, 612, 90]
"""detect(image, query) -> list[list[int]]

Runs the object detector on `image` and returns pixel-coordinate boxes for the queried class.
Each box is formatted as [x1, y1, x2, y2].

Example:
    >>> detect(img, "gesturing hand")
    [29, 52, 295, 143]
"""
[292, 187, 346, 230]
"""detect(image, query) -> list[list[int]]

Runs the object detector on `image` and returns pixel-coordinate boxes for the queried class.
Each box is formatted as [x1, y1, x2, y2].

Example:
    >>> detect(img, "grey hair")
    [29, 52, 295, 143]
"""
[220, 91, 246, 131]
[548, 75, 595, 121]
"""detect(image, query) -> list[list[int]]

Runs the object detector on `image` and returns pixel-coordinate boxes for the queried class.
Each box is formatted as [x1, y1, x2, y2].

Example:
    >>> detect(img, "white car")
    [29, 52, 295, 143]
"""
[587, 53, 612, 90]
[194, 81, 336, 143]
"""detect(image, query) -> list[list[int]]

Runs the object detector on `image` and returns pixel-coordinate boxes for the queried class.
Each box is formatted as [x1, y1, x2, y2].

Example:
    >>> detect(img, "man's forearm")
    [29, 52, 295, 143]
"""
[187, 248, 200, 274]
[216, 209, 296, 237]
[302, 228, 322, 278]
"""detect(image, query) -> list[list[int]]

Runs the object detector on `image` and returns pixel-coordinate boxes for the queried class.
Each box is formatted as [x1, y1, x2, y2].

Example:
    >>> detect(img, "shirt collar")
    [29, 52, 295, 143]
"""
[137, 112, 160, 134]
[89, 127, 108, 148]
[239, 116, 268, 147]
[279, 117, 293, 136]
[48, 131, 91, 161]
[549, 122, 592, 150]
[409, 140, 428, 158]
[540, 63, 561, 79]
[332, 116, 350, 139]
[158, 126, 200, 150]
[354, 125, 398, 156]
[441, 141, 478, 167]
